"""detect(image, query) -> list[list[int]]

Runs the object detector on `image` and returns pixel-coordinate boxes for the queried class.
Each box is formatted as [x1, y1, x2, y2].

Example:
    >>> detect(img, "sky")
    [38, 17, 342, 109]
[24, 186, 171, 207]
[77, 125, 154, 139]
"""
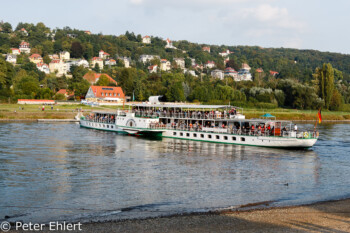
[2, 0, 350, 54]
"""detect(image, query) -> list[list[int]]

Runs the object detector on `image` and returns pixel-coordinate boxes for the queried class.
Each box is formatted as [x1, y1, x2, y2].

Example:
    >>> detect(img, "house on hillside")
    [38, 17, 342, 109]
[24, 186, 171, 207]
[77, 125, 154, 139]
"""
[91, 57, 104, 69]
[174, 58, 185, 69]
[241, 63, 251, 71]
[36, 62, 50, 74]
[85, 86, 125, 103]
[165, 38, 176, 49]
[105, 59, 116, 66]
[19, 41, 30, 54]
[20, 28, 28, 36]
[84, 30, 91, 35]
[160, 59, 171, 71]
[6, 54, 17, 64]
[211, 69, 224, 80]
[148, 65, 158, 73]
[139, 54, 160, 64]
[224, 67, 238, 78]
[142, 35, 151, 44]
[202, 46, 210, 53]
[11, 48, 21, 55]
[204, 61, 215, 69]
[49, 59, 68, 77]
[99, 50, 110, 59]
[269, 70, 279, 76]
[219, 49, 232, 57]
[256, 68, 264, 73]
[56, 89, 74, 99]
[59, 51, 70, 61]
[49, 54, 60, 60]
[29, 54, 43, 64]
[183, 69, 197, 77]
[83, 72, 117, 85]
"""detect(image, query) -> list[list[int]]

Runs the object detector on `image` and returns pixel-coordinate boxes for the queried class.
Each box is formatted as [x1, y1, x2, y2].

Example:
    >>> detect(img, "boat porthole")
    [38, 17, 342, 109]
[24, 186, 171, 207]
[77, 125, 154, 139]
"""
[232, 137, 236, 141]
[200, 134, 204, 138]
[216, 135, 220, 139]
[241, 138, 245, 142]
[224, 136, 228, 140]
[180, 132, 183, 136]
[173, 132, 177, 136]
[193, 133, 197, 137]
[186, 133, 190, 137]
[208, 135, 212, 139]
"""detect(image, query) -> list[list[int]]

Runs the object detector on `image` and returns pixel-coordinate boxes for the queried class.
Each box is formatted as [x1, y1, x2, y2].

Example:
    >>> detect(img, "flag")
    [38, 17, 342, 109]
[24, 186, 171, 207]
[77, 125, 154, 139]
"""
[317, 109, 322, 124]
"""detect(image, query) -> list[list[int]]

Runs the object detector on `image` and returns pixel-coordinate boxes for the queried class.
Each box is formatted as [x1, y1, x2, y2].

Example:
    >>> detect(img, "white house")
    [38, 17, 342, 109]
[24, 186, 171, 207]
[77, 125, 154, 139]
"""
[224, 67, 238, 78]
[99, 50, 110, 59]
[19, 41, 30, 54]
[10, 48, 21, 55]
[241, 63, 251, 71]
[49, 59, 68, 77]
[205, 61, 215, 69]
[91, 57, 104, 69]
[105, 59, 117, 66]
[148, 65, 158, 73]
[6, 54, 17, 64]
[20, 28, 28, 36]
[66, 59, 89, 71]
[165, 38, 176, 49]
[202, 46, 210, 53]
[142, 35, 151, 44]
[183, 69, 197, 77]
[174, 58, 185, 69]
[36, 63, 50, 74]
[49, 54, 60, 60]
[118, 57, 131, 68]
[59, 51, 70, 61]
[219, 49, 232, 57]
[160, 59, 171, 71]
[29, 54, 43, 64]
[139, 55, 160, 64]
[211, 69, 224, 80]
[237, 69, 252, 81]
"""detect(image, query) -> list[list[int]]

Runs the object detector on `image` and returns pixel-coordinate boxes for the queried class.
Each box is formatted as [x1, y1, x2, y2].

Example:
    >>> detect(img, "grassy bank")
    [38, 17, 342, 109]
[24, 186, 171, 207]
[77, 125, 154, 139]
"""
[1, 104, 350, 121]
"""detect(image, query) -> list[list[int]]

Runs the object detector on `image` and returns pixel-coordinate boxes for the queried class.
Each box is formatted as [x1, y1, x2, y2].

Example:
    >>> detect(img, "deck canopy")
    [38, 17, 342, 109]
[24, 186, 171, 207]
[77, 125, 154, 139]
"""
[132, 103, 233, 109]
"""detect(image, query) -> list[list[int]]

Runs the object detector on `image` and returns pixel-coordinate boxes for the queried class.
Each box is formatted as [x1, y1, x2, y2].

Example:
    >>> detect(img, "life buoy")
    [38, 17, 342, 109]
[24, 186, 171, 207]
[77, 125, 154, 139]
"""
[303, 132, 309, 138]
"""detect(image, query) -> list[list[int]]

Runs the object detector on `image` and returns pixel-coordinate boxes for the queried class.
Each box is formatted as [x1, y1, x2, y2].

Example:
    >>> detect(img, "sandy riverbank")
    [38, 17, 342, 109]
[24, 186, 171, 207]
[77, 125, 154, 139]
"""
[9, 199, 350, 233]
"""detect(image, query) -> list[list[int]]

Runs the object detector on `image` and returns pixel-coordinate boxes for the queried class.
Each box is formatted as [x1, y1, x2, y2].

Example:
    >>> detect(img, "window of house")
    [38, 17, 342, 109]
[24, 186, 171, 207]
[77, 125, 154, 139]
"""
[101, 93, 104, 96]
[118, 93, 120, 97]
[114, 93, 116, 96]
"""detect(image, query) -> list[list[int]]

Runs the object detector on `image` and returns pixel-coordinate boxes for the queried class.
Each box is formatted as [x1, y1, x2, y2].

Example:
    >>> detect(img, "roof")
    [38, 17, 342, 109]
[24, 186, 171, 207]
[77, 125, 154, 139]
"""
[99, 50, 110, 55]
[50, 59, 61, 64]
[29, 54, 42, 59]
[270, 70, 279, 75]
[83, 72, 117, 84]
[20, 41, 29, 46]
[225, 67, 236, 72]
[133, 103, 232, 109]
[57, 89, 74, 95]
[256, 68, 264, 73]
[11, 48, 20, 51]
[148, 65, 158, 69]
[143, 35, 150, 38]
[36, 62, 48, 67]
[89, 86, 125, 98]
[18, 99, 54, 103]
[92, 57, 103, 61]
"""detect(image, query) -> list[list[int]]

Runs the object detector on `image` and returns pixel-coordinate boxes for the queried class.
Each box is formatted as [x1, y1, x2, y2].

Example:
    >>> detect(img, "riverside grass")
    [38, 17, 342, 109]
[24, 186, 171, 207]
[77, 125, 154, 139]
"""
[0, 104, 350, 121]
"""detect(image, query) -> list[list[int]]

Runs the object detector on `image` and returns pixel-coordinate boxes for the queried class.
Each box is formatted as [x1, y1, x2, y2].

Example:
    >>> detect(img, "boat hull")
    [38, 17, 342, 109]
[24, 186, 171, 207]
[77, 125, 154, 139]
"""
[79, 120, 126, 133]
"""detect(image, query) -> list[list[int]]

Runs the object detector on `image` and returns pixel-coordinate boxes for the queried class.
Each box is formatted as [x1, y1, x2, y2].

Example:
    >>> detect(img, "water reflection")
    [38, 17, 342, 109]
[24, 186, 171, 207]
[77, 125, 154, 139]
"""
[0, 122, 349, 223]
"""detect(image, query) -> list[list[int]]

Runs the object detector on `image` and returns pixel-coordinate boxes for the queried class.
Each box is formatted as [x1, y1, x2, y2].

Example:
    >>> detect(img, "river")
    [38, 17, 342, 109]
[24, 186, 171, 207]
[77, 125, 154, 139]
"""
[0, 122, 349, 223]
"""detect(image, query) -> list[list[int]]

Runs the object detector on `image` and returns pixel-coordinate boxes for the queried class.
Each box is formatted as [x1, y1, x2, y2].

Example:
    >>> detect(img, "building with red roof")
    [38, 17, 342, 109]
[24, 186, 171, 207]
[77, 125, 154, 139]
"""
[11, 48, 21, 55]
[56, 89, 75, 99]
[83, 72, 117, 85]
[224, 67, 238, 78]
[85, 86, 125, 103]
[202, 46, 211, 53]
[256, 68, 264, 73]
[19, 41, 30, 54]
[29, 54, 43, 64]
[269, 70, 279, 76]
[142, 35, 151, 44]
[99, 50, 110, 59]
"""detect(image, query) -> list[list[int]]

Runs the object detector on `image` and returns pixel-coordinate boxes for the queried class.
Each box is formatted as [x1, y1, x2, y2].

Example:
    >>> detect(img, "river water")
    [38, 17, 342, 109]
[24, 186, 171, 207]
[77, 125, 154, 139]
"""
[0, 122, 349, 223]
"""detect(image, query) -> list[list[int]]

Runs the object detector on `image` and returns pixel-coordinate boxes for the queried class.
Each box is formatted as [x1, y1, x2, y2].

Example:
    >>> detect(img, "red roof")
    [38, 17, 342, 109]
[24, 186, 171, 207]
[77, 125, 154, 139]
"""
[19, 41, 30, 47]
[207, 61, 215, 64]
[83, 72, 117, 84]
[57, 89, 74, 96]
[225, 67, 237, 73]
[11, 48, 20, 51]
[36, 62, 48, 67]
[256, 68, 264, 73]
[92, 57, 103, 61]
[143, 35, 150, 38]
[270, 70, 279, 75]
[90, 86, 125, 98]
[99, 50, 110, 56]
[50, 59, 61, 64]
[30, 54, 42, 59]
[18, 99, 54, 103]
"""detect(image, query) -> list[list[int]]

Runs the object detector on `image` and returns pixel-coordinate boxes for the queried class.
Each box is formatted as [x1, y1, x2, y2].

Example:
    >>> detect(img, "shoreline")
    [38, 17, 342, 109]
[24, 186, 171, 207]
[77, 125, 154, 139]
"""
[9, 198, 349, 232]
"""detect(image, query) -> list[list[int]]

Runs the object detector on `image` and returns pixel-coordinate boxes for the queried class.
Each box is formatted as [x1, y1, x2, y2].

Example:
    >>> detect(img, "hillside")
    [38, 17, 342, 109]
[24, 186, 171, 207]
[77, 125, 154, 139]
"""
[0, 21, 349, 111]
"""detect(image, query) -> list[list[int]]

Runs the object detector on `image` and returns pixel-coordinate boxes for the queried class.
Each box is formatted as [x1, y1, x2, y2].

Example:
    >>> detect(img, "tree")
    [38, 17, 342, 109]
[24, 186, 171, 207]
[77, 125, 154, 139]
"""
[330, 89, 342, 110]
[71, 41, 83, 58]
[314, 63, 334, 109]
[95, 75, 111, 86]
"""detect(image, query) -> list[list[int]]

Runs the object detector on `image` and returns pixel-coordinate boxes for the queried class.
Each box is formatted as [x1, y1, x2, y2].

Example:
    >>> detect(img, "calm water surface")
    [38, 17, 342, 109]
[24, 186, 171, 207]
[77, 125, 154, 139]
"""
[0, 122, 349, 223]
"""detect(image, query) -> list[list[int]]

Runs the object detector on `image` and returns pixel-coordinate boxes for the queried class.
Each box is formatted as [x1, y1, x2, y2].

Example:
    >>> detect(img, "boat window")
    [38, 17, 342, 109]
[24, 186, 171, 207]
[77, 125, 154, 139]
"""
[200, 134, 204, 138]
[193, 133, 197, 137]
[186, 133, 190, 137]
[216, 135, 220, 139]
[224, 136, 228, 140]
[241, 137, 245, 142]
[180, 132, 183, 136]
[107, 125, 109, 128]
[232, 137, 236, 141]
[208, 135, 212, 139]
[173, 132, 177, 136]
[111, 126, 114, 129]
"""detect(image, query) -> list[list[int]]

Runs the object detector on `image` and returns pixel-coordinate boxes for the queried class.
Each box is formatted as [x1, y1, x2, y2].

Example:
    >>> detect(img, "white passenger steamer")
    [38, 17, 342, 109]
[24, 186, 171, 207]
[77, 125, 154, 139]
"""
[80, 98, 319, 149]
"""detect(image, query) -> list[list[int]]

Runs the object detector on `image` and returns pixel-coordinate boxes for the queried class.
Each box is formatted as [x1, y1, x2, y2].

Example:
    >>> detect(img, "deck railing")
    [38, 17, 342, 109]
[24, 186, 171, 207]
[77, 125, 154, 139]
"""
[133, 111, 239, 120]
